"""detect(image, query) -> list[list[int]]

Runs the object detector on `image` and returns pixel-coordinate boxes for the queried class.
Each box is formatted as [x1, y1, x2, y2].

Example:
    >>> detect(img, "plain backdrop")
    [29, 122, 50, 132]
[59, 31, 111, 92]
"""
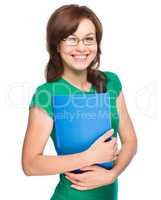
[0, 0, 160, 199]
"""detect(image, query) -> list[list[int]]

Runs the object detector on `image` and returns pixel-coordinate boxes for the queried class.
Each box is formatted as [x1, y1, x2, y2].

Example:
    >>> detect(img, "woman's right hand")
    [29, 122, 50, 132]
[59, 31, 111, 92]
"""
[86, 129, 119, 164]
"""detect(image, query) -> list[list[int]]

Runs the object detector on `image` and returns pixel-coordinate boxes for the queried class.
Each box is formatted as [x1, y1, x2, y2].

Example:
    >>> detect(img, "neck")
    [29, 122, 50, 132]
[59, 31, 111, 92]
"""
[62, 68, 91, 90]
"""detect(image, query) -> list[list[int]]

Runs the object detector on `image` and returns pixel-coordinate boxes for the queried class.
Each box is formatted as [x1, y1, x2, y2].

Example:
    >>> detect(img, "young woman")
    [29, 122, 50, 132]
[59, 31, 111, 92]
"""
[22, 4, 137, 200]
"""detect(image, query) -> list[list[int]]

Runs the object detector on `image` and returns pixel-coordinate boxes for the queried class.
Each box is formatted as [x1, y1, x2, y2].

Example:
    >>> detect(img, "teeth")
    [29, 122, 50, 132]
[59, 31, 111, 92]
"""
[73, 55, 87, 59]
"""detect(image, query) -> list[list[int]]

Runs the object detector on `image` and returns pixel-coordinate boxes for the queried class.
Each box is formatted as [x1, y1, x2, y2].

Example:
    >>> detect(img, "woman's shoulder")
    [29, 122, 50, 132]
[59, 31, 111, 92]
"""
[35, 79, 61, 93]
[102, 70, 120, 81]
[35, 82, 53, 91]
[29, 82, 56, 119]
[35, 77, 64, 91]
[102, 70, 122, 96]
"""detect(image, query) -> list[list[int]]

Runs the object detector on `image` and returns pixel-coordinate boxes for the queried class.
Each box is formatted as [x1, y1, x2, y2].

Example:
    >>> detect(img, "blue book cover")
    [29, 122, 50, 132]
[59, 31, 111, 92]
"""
[52, 93, 113, 173]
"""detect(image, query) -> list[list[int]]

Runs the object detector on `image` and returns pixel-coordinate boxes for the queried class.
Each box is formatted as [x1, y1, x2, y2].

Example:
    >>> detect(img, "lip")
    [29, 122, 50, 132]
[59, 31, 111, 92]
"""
[71, 54, 89, 56]
[71, 54, 89, 61]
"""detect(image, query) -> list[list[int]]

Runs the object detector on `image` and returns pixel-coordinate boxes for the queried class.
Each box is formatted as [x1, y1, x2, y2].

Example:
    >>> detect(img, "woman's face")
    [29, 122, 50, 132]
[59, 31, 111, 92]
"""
[59, 18, 98, 72]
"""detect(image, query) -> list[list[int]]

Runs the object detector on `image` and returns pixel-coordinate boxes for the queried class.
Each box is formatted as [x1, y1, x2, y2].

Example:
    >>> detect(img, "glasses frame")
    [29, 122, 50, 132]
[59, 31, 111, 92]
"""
[62, 35, 97, 46]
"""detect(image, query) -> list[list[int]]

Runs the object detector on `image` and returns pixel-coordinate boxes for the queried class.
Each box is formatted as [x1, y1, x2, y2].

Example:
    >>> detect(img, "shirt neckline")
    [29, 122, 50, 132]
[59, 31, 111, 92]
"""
[60, 77, 95, 93]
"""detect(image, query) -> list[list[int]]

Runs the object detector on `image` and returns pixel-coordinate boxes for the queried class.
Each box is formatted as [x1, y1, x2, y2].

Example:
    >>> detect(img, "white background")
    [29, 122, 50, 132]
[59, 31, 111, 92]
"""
[0, 0, 160, 199]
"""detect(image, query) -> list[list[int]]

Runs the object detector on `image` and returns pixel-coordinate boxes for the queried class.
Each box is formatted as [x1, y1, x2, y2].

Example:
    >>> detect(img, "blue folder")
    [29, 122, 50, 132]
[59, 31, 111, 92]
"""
[52, 93, 113, 173]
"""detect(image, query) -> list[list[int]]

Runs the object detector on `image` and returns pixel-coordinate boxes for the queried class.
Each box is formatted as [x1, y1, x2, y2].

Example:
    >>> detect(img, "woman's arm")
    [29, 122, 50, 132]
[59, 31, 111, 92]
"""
[21, 107, 93, 176]
[62, 91, 138, 191]
[111, 91, 137, 177]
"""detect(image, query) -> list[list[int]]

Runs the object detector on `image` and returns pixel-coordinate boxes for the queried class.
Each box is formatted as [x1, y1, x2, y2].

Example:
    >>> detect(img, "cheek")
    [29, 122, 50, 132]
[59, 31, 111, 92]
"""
[59, 48, 73, 64]
[59, 45, 73, 55]
[90, 46, 97, 57]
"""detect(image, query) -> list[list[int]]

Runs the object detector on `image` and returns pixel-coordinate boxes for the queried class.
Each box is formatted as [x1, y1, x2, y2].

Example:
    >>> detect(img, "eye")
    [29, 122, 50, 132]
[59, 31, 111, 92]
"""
[84, 36, 96, 45]
[67, 37, 77, 43]
[85, 37, 95, 41]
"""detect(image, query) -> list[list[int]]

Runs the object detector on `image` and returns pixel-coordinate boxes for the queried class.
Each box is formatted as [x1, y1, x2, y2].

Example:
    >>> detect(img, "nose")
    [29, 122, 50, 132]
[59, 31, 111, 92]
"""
[75, 40, 86, 52]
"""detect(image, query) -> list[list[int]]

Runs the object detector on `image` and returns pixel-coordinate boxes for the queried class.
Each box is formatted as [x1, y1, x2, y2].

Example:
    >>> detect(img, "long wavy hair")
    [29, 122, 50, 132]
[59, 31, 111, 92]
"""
[45, 4, 107, 93]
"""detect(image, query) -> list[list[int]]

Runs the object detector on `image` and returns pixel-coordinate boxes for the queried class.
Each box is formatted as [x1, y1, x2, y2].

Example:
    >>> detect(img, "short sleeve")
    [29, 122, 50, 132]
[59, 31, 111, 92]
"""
[29, 84, 53, 119]
[104, 71, 122, 97]
[112, 73, 122, 97]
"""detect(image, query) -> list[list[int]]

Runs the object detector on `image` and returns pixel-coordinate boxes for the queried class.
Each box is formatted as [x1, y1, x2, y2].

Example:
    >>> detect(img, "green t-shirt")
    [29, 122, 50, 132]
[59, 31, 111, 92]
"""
[29, 71, 122, 200]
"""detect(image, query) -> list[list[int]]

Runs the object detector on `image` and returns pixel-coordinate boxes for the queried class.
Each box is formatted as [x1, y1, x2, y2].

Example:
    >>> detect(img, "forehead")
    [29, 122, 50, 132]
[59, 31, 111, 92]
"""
[73, 18, 96, 37]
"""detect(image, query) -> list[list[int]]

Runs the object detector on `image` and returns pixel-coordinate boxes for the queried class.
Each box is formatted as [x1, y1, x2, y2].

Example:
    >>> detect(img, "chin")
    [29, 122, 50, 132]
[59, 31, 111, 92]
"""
[71, 59, 94, 70]
[71, 63, 90, 71]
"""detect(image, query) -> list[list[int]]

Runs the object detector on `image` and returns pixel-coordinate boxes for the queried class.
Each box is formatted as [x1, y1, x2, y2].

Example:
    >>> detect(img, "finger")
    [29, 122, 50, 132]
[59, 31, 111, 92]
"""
[80, 167, 92, 171]
[104, 137, 116, 148]
[65, 176, 83, 185]
[64, 172, 70, 176]
[80, 165, 99, 171]
[113, 148, 119, 159]
[71, 184, 100, 191]
[64, 172, 74, 176]
[112, 137, 118, 143]
[113, 144, 118, 153]
[66, 175, 95, 188]
[113, 145, 119, 153]
[71, 184, 89, 190]
[99, 129, 114, 143]
[65, 172, 81, 181]
[113, 154, 119, 161]
[116, 149, 120, 156]
[109, 137, 117, 146]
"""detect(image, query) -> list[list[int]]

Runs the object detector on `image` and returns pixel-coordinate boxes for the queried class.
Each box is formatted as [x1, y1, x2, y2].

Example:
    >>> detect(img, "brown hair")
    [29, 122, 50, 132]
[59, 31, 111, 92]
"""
[45, 4, 107, 93]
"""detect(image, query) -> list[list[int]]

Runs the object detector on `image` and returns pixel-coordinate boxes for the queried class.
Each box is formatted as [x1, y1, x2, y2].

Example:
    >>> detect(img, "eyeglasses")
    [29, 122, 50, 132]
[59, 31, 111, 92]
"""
[62, 35, 97, 46]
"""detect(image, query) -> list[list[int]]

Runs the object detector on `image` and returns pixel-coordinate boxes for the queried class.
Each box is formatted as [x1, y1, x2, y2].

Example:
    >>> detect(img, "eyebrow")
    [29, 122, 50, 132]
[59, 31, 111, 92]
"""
[86, 33, 95, 36]
[72, 33, 95, 37]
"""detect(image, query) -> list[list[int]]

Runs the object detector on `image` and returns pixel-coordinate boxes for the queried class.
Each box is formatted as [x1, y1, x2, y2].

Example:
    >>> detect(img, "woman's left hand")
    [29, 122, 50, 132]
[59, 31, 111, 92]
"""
[64, 165, 117, 191]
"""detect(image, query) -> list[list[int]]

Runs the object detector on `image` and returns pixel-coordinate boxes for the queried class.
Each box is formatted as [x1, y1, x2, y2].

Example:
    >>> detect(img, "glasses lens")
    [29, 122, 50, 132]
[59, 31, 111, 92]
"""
[84, 36, 96, 45]
[65, 37, 77, 46]
[63, 36, 96, 46]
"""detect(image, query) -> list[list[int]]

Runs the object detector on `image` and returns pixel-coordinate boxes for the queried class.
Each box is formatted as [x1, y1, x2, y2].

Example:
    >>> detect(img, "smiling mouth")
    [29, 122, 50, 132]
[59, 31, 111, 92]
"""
[71, 54, 89, 61]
